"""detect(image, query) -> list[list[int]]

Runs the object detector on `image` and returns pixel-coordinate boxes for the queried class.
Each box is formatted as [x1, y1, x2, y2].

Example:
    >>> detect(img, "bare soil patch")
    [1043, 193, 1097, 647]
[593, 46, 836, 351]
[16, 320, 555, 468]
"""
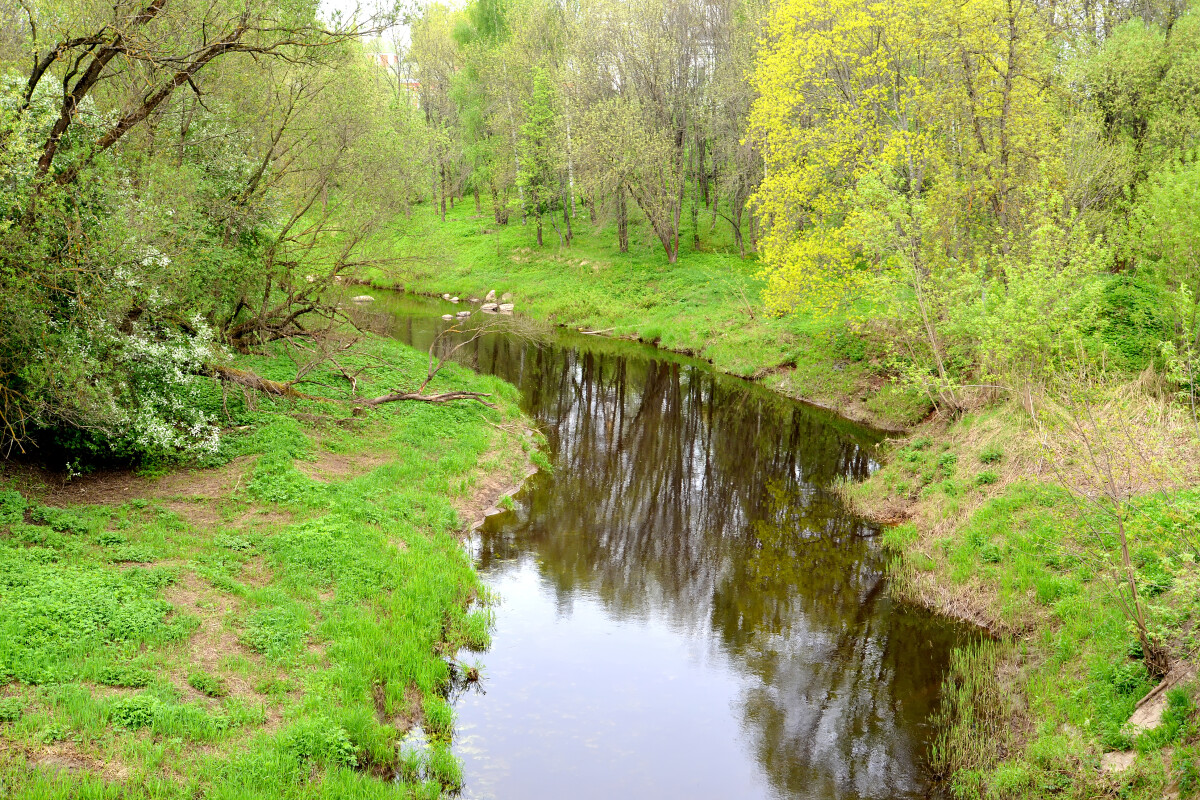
[295, 450, 388, 483]
[14, 456, 260, 508]
[455, 457, 539, 533]
[31, 740, 129, 782]
[164, 499, 223, 528]
[163, 572, 261, 705]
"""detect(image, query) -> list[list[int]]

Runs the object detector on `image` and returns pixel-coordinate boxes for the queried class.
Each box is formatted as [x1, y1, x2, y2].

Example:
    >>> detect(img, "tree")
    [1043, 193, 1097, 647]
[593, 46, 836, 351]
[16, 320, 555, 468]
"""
[516, 66, 561, 246]
[411, 4, 464, 222]
[0, 0, 418, 458]
[750, 0, 1077, 409]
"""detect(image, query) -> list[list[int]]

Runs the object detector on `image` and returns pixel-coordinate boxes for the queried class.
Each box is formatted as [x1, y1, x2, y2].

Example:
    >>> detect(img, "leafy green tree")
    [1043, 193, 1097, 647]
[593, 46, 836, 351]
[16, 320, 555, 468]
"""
[0, 0, 419, 459]
[516, 67, 561, 246]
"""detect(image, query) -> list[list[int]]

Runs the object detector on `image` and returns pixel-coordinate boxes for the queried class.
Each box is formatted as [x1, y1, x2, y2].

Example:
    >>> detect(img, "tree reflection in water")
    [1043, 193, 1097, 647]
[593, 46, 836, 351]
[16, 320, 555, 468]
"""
[380, 299, 965, 800]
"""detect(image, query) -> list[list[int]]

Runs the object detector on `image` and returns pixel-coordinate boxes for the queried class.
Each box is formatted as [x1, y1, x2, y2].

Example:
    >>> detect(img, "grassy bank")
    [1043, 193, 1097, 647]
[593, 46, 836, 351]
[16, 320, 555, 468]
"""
[0, 334, 540, 799]
[844, 393, 1200, 798]
[368, 201, 930, 430]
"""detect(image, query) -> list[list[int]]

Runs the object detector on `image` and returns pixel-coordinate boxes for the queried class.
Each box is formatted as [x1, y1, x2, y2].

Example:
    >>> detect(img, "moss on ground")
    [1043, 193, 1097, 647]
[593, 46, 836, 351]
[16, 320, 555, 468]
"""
[0, 334, 536, 799]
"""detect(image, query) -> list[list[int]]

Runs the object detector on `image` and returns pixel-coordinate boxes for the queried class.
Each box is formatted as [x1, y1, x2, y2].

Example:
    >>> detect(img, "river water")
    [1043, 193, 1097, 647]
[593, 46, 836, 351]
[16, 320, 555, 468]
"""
[370, 294, 964, 800]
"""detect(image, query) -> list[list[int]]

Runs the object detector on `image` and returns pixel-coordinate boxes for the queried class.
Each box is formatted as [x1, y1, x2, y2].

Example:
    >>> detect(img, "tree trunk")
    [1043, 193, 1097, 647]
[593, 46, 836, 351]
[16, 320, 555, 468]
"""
[491, 183, 509, 225]
[536, 214, 543, 247]
[732, 203, 745, 259]
[564, 94, 577, 216]
[617, 185, 629, 253]
[562, 188, 573, 246]
[439, 164, 447, 222]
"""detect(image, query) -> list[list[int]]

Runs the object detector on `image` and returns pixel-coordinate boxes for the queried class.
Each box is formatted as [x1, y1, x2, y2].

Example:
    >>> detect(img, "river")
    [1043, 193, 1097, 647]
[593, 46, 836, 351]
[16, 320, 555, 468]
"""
[367, 293, 964, 800]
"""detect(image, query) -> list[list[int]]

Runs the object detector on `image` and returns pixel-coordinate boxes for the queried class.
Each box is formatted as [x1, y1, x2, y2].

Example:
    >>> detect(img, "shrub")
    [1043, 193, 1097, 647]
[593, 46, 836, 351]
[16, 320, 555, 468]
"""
[240, 605, 309, 659]
[97, 664, 152, 688]
[284, 717, 357, 767]
[0, 697, 24, 722]
[0, 490, 26, 525]
[110, 694, 160, 728]
[213, 534, 251, 551]
[1092, 273, 1170, 372]
[28, 506, 91, 535]
[936, 452, 957, 479]
[976, 471, 999, 486]
[188, 671, 228, 698]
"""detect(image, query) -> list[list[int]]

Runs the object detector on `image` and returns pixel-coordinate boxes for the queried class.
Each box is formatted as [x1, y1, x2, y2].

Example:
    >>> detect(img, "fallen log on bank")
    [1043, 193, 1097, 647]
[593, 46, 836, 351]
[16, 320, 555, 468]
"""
[210, 365, 495, 409]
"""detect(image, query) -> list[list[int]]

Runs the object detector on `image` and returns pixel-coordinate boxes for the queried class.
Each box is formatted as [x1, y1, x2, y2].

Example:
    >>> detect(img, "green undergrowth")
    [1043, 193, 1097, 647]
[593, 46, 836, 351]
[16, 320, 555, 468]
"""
[851, 405, 1200, 797]
[367, 200, 930, 429]
[0, 333, 536, 798]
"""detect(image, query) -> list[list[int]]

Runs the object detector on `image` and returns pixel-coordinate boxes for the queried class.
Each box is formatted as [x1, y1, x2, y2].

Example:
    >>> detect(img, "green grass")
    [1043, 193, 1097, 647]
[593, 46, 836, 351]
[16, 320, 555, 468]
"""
[367, 199, 929, 429]
[854, 405, 1200, 797]
[0, 333, 534, 799]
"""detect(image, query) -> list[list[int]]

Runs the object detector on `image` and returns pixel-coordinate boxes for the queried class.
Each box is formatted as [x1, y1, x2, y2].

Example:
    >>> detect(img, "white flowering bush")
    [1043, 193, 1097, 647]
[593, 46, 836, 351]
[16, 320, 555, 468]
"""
[113, 319, 223, 457]
[22, 312, 226, 461]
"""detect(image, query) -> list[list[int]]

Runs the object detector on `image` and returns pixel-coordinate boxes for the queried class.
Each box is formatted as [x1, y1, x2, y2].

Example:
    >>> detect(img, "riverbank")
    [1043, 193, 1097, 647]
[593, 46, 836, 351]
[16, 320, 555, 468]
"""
[377, 204, 1200, 797]
[0, 333, 540, 799]
[368, 203, 930, 431]
[845, 393, 1200, 797]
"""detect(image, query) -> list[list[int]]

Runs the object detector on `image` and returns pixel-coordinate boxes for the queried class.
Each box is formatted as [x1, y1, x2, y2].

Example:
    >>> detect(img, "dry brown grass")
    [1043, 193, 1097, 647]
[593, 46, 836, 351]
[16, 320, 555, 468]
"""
[31, 740, 130, 783]
[1034, 378, 1200, 505]
[847, 371, 1200, 640]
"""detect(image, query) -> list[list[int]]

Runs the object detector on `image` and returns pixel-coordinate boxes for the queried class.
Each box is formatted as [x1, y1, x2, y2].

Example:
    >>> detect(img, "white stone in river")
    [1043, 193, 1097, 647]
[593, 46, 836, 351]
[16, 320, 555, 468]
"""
[351, 295, 374, 303]
[450, 296, 459, 303]
[442, 314, 454, 320]
[498, 303, 514, 313]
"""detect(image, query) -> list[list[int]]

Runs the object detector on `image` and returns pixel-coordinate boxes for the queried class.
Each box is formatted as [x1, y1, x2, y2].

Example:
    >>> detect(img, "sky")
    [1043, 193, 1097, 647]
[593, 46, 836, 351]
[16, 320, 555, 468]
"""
[318, 0, 409, 48]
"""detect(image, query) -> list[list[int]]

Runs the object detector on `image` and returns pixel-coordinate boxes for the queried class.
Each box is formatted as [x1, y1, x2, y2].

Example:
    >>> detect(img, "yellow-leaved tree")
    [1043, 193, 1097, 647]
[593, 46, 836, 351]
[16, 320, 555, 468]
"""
[751, 0, 1084, 411]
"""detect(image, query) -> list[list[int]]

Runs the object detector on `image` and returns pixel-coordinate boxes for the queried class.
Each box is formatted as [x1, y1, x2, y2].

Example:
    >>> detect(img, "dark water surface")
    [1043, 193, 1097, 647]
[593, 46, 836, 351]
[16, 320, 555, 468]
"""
[371, 294, 964, 800]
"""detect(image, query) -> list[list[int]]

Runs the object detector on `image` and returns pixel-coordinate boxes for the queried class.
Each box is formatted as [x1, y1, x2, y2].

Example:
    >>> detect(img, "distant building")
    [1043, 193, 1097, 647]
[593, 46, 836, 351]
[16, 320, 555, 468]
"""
[365, 53, 421, 106]
[366, 51, 401, 69]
